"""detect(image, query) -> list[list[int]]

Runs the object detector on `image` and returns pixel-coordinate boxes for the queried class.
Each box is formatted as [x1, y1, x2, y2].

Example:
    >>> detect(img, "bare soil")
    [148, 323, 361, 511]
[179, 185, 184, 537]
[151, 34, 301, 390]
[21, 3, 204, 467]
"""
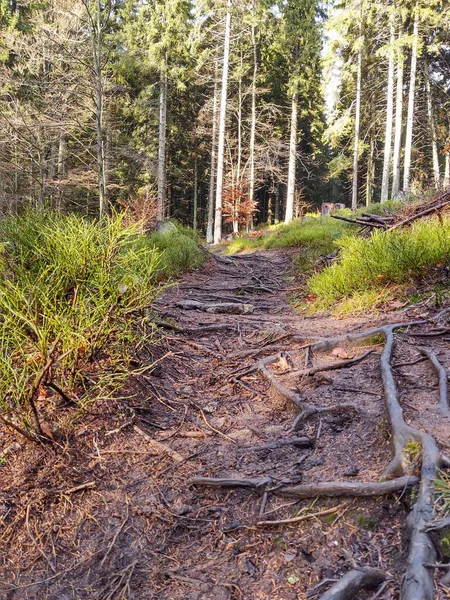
[0, 250, 449, 599]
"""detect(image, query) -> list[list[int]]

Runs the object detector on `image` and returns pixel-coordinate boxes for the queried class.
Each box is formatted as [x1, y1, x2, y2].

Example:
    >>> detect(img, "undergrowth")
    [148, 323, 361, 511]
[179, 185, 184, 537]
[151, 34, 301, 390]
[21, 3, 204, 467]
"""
[308, 216, 450, 305]
[0, 211, 203, 443]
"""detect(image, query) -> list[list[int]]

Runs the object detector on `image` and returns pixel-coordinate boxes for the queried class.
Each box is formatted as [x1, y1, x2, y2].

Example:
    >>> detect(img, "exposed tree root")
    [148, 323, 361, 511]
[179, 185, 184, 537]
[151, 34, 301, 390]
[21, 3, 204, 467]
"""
[278, 476, 418, 499]
[289, 349, 373, 378]
[190, 476, 273, 489]
[195, 317, 447, 599]
[419, 347, 450, 417]
[174, 300, 254, 314]
[316, 568, 386, 600]
[239, 436, 312, 452]
[190, 475, 418, 498]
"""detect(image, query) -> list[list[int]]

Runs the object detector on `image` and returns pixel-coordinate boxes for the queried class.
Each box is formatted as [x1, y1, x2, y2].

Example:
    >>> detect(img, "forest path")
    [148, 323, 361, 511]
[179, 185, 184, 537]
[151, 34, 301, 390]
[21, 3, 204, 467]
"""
[1, 250, 449, 600]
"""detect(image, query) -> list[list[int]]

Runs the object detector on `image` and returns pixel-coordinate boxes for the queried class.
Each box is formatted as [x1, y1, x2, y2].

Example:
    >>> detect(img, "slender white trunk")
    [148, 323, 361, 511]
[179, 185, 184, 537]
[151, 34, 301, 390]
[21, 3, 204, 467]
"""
[381, 14, 395, 202]
[352, 12, 363, 211]
[157, 69, 167, 222]
[207, 61, 219, 244]
[403, 7, 419, 193]
[248, 9, 257, 231]
[234, 59, 242, 234]
[94, 0, 106, 218]
[193, 155, 198, 230]
[424, 65, 440, 188]
[214, 1, 231, 244]
[285, 90, 298, 223]
[391, 24, 404, 198]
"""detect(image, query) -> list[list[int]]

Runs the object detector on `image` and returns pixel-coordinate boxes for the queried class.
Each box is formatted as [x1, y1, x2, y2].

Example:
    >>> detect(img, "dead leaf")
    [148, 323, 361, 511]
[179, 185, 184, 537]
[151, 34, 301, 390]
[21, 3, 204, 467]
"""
[41, 421, 55, 441]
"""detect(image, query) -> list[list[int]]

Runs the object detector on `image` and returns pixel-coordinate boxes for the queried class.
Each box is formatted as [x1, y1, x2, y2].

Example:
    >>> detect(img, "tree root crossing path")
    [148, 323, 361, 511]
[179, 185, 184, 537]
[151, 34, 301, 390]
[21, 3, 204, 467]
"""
[2, 249, 450, 600]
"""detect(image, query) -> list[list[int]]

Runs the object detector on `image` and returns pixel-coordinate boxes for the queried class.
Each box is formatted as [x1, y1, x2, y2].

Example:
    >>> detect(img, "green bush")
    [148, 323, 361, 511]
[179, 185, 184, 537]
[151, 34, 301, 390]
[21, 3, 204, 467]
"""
[308, 216, 450, 302]
[0, 210, 203, 443]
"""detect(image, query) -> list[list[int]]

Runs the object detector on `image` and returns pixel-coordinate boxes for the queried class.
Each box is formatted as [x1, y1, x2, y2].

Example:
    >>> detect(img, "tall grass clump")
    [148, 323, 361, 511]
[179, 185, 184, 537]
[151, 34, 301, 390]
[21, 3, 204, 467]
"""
[0, 210, 200, 443]
[308, 216, 450, 302]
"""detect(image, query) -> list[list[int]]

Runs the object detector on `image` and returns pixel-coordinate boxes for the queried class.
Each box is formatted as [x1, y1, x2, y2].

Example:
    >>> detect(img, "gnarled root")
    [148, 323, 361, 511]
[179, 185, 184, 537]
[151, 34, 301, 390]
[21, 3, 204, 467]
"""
[317, 568, 386, 600]
[279, 476, 418, 499]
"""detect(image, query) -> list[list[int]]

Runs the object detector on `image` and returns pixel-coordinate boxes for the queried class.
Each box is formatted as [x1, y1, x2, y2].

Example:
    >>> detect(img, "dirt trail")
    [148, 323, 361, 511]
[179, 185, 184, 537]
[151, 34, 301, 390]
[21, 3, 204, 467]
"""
[0, 250, 449, 599]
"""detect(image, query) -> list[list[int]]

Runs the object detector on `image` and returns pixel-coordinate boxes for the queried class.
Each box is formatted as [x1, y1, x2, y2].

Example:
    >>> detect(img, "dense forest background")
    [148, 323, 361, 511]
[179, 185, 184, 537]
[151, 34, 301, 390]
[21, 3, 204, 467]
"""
[0, 0, 448, 238]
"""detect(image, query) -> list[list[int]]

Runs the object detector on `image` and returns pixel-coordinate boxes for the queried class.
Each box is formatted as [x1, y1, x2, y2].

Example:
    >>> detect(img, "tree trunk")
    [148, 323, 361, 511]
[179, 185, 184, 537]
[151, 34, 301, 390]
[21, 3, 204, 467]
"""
[274, 182, 280, 223]
[424, 64, 440, 189]
[193, 154, 198, 231]
[207, 60, 219, 244]
[285, 89, 298, 223]
[57, 132, 66, 178]
[381, 13, 395, 203]
[248, 9, 257, 232]
[214, 0, 231, 245]
[444, 137, 450, 189]
[157, 68, 167, 222]
[403, 6, 419, 193]
[94, 0, 106, 218]
[234, 56, 243, 234]
[366, 137, 374, 206]
[351, 12, 363, 211]
[391, 23, 404, 199]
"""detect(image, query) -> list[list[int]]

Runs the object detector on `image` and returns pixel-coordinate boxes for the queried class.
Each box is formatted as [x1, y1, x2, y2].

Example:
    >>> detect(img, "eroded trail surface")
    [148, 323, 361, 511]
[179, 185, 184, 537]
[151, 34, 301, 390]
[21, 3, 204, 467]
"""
[1, 250, 449, 600]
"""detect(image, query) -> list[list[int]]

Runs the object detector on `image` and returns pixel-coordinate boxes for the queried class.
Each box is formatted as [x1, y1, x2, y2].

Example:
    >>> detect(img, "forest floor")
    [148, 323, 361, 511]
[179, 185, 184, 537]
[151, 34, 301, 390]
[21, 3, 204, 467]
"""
[1, 248, 450, 599]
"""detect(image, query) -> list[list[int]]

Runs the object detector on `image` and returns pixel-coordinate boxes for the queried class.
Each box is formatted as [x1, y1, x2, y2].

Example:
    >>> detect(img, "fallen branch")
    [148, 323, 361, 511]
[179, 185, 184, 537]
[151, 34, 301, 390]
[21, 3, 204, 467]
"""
[133, 426, 184, 462]
[257, 503, 347, 526]
[316, 568, 386, 600]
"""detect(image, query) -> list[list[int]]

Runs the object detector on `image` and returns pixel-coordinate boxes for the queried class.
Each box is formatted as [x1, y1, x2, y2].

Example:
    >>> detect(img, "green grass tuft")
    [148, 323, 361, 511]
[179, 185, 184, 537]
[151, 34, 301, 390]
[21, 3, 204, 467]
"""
[0, 210, 204, 443]
[308, 216, 450, 304]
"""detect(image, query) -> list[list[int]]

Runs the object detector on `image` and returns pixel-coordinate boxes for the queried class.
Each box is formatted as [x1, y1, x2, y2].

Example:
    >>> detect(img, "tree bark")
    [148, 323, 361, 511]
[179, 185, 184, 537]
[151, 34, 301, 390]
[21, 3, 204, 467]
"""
[285, 89, 298, 223]
[391, 23, 404, 199]
[351, 10, 363, 211]
[214, 1, 231, 244]
[157, 68, 168, 222]
[403, 6, 419, 193]
[381, 13, 395, 203]
[424, 63, 440, 189]
[207, 60, 219, 244]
